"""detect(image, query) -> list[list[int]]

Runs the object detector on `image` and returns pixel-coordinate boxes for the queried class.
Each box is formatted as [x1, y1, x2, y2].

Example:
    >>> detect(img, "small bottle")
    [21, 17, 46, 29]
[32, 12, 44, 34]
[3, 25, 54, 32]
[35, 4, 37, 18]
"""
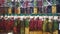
[17, 17, 21, 34]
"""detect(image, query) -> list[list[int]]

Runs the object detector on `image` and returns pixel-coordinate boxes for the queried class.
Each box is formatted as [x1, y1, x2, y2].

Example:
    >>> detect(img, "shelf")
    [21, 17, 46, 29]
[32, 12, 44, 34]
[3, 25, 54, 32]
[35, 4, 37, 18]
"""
[0, 13, 59, 16]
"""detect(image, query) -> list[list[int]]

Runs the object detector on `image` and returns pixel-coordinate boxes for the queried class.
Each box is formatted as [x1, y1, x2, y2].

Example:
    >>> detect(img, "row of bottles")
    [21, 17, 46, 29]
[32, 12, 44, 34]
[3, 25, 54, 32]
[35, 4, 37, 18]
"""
[0, 16, 60, 34]
[0, 5, 60, 15]
[0, 0, 60, 15]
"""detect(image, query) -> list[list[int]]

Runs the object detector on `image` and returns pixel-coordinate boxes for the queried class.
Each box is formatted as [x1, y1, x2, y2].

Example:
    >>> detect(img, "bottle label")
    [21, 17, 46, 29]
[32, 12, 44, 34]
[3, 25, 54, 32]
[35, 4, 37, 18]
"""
[8, 8, 12, 14]
[52, 5, 56, 14]
[34, 7, 37, 14]
[25, 19, 29, 27]
[17, 7, 20, 14]
[25, 27, 29, 34]
[15, 8, 18, 14]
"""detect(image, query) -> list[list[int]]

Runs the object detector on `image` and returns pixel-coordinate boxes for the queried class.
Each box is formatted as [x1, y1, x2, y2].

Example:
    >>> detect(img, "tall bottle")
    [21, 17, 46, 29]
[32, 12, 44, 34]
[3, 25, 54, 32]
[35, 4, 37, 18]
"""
[48, 17, 53, 34]
[25, 17, 30, 34]
[29, 17, 35, 34]
[15, 1, 20, 15]
[20, 18, 25, 34]
[43, 16, 49, 34]
[56, 0, 60, 13]
[37, 17, 43, 34]
[27, 2, 33, 14]
[53, 16, 58, 34]
[12, 17, 17, 34]
[23, 1, 27, 14]
[56, 0, 60, 5]
[17, 0, 20, 15]
[34, 0, 37, 7]
[33, 0, 37, 14]
[37, 0, 43, 13]
[7, 0, 12, 15]
[17, 17, 21, 34]
[58, 16, 60, 34]
[20, 0, 25, 14]
[11, 0, 16, 15]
